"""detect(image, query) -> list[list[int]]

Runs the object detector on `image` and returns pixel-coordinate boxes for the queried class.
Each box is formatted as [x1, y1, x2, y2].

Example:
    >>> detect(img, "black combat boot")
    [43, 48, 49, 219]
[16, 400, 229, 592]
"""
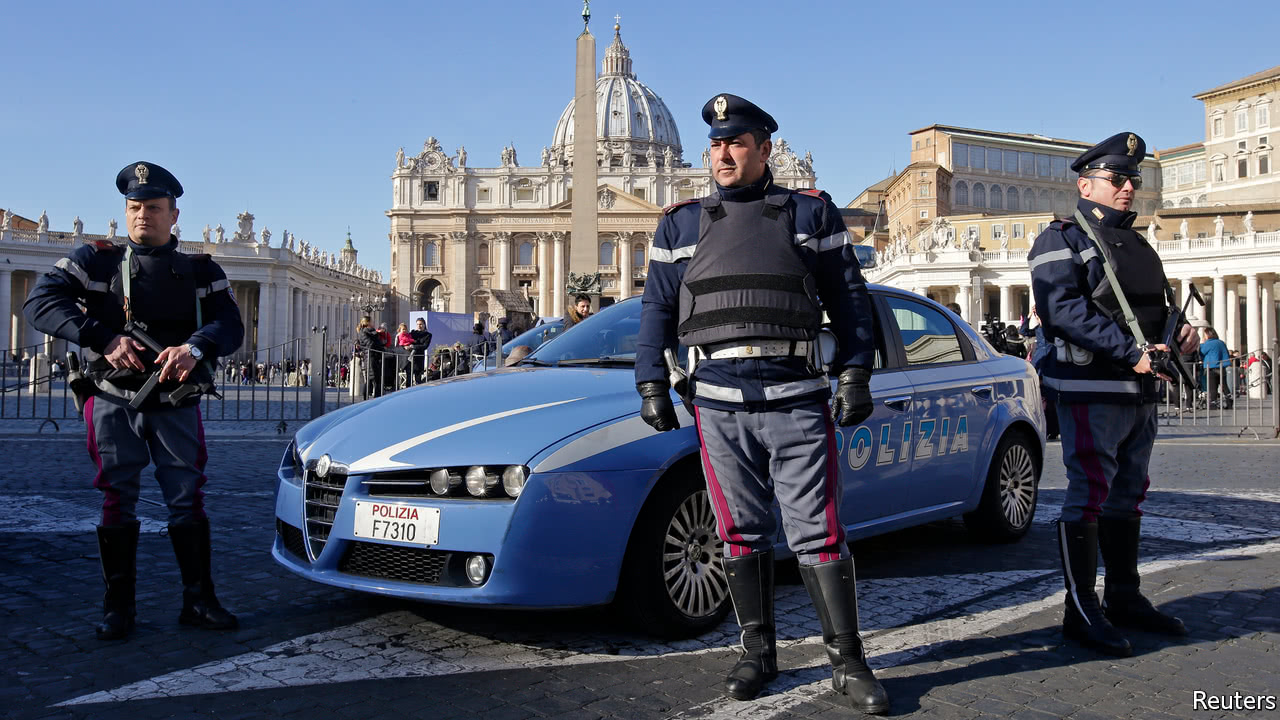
[1098, 516, 1188, 636]
[168, 519, 238, 630]
[95, 522, 140, 640]
[1058, 520, 1131, 656]
[800, 558, 890, 715]
[722, 551, 778, 701]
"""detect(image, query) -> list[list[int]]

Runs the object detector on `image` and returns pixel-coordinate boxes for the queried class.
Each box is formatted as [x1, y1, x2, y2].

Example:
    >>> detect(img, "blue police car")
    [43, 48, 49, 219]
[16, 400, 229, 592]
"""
[273, 289, 1044, 637]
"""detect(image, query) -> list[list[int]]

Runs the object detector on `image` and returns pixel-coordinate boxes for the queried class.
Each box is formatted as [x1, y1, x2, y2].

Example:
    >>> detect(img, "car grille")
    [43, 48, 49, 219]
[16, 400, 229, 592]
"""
[339, 541, 449, 585]
[305, 469, 346, 558]
[277, 520, 309, 563]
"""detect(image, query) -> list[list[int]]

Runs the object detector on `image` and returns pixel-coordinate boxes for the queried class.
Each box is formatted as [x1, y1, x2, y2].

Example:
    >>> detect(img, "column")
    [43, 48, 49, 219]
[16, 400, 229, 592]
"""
[496, 233, 512, 292]
[1262, 280, 1275, 357]
[1226, 282, 1240, 351]
[956, 285, 972, 325]
[619, 233, 633, 299]
[970, 275, 984, 325]
[1245, 274, 1260, 353]
[1212, 275, 1226, 333]
[1245, 274, 1261, 397]
[998, 285, 1012, 325]
[536, 233, 550, 317]
[257, 282, 274, 356]
[1179, 277, 1195, 323]
[0, 268, 11, 356]
[553, 233, 565, 318]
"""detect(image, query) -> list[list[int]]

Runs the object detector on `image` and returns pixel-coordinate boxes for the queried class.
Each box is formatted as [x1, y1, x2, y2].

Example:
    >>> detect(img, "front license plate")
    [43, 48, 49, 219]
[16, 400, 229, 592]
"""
[352, 501, 440, 547]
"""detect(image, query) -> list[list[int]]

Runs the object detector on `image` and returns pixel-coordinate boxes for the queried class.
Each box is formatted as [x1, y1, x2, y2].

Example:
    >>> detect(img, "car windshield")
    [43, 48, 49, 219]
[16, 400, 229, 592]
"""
[502, 322, 562, 355]
[526, 297, 668, 366]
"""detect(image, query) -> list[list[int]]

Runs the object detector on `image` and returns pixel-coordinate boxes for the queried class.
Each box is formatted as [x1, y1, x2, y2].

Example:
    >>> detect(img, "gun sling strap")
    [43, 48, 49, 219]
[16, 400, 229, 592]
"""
[1072, 209, 1151, 349]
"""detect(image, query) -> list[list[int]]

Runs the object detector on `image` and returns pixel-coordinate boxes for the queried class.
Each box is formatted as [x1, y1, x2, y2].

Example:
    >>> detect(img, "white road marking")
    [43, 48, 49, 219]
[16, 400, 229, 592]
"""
[53, 514, 1280, 708]
[674, 539, 1280, 720]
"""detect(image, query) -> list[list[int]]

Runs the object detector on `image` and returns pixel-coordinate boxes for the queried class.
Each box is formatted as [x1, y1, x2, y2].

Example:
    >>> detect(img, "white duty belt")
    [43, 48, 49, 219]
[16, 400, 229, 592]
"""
[702, 340, 811, 360]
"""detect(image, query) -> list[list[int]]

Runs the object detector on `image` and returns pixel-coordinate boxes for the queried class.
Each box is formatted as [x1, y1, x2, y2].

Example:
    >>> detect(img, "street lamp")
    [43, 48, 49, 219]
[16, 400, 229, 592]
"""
[350, 291, 386, 314]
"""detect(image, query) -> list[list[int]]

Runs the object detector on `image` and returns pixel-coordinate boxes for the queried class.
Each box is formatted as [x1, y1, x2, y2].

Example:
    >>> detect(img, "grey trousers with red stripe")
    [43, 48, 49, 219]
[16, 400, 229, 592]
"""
[86, 393, 209, 526]
[1056, 402, 1157, 523]
[694, 402, 848, 565]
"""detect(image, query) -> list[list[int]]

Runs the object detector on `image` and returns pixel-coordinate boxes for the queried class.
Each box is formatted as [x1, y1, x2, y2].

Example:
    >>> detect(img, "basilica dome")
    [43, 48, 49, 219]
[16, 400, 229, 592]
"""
[550, 24, 683, 167]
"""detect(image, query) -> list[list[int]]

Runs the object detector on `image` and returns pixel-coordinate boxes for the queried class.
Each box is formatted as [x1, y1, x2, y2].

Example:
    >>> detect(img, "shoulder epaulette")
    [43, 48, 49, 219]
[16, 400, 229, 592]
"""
[663, 198, 699, 215]
[92, 239, 119, 250]
[798, 189, 824, 198]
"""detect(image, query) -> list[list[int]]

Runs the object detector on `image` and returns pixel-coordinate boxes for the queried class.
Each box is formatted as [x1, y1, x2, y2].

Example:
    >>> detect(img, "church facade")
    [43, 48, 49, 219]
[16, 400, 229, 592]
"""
[386, 24, 819, 323]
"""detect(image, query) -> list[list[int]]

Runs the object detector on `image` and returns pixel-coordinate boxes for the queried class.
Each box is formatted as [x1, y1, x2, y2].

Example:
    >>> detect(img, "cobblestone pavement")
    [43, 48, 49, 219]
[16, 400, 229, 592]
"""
[2, 429, 1277, 720]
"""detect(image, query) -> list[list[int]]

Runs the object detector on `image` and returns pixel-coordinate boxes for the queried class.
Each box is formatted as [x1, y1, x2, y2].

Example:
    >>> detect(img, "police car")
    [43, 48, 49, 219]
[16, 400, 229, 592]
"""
[273, 289, 1045, 637]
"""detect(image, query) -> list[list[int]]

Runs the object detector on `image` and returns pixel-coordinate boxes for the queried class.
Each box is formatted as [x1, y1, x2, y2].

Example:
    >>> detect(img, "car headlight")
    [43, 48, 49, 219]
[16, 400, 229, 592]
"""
[430, 468, 462, 496]
[464, 466, 500, 497]
[502, 466, 528, 498]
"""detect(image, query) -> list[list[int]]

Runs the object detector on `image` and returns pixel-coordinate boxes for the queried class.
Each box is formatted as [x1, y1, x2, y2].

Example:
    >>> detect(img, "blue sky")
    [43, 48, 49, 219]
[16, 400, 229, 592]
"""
[3, 0, 1277, 275]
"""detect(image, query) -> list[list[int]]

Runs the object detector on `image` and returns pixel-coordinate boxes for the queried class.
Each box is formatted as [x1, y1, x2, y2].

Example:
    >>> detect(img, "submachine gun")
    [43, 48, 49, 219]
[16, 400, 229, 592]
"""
[1145, 282, 1205, 386]
[123, 321, 220, 410]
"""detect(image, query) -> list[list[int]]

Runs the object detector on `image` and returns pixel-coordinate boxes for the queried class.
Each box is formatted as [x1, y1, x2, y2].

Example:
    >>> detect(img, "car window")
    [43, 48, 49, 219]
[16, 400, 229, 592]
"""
[884, 295, 965, 366]
[530, 298, 645, 363]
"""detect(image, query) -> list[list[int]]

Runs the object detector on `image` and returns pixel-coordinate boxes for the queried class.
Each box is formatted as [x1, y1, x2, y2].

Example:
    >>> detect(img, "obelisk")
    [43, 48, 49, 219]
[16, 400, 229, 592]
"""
[569, 1, 600, 310]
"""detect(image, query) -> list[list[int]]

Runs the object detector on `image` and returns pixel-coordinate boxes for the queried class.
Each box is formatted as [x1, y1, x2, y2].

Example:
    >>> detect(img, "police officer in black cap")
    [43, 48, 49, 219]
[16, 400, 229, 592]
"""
[24, 162, 244, 640]
[635, 94, 886, 713]
[1028, 133, 1198, 657]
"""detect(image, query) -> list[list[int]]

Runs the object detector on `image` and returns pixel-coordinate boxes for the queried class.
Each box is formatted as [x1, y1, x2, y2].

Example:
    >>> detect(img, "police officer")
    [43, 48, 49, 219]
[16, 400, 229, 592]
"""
[635, 94, 886, 714]
[24, 162, 245, 640]
[1029, 133, 1198, 657]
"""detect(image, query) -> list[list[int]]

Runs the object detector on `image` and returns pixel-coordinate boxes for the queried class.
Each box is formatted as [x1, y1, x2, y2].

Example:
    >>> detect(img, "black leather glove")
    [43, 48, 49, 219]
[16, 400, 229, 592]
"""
[830, 367, 872, 427]
[637, 381, 680, 432]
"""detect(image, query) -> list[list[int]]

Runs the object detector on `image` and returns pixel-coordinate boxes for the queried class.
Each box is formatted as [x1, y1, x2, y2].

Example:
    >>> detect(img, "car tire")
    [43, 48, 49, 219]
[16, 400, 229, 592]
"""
[617, 464, 731, 638]
[963, 430, 1039, 543]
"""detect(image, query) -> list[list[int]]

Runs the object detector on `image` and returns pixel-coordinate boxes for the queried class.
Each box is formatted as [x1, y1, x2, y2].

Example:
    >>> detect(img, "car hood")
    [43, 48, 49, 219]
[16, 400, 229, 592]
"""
[296, 366, 638, 473]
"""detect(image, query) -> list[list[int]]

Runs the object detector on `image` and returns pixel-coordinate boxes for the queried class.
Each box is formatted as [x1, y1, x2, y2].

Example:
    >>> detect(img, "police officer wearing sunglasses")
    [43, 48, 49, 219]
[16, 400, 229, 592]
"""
[635, 94, 885, 713]
[1028, 133, 1198, 657]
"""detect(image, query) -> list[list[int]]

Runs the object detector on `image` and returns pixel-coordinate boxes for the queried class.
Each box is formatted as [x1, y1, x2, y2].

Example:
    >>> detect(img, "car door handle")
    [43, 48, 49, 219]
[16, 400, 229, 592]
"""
[882, 396, 911, 412]
[971, 385, 994, 398]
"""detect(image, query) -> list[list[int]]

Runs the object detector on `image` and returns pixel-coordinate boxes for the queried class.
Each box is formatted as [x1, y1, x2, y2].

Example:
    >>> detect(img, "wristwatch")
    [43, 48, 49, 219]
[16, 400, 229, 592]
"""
[186, 343, 204, 361]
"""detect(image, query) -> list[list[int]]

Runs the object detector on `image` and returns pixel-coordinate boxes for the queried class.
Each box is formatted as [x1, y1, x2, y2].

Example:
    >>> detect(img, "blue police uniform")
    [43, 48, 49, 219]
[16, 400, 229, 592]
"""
[634, 94, 887, 713]
[1028, 133, 1189, 657]
[23, 162, 243, 640]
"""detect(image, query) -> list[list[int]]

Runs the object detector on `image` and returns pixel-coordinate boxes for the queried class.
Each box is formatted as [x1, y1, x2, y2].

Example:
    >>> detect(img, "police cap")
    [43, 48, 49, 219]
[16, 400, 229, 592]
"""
[116, 161, 184, 200]
[702, 93, 778, 139]
[1070, 132, 1145, 175]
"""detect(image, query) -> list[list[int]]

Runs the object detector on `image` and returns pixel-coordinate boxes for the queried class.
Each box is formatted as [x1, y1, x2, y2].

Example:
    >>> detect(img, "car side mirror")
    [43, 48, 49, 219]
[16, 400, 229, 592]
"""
[816, 329, 838, 371]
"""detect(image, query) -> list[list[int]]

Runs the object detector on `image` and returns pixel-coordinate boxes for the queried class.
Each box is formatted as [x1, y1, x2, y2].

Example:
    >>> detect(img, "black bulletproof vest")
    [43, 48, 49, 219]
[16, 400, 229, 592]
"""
[1086, 222, 1169, 343]
[85, 246, 199, 384]
[676, 188, 821, 347]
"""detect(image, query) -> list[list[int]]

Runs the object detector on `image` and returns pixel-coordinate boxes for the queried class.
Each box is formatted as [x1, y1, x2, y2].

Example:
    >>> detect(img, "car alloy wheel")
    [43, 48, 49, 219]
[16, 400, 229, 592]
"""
[998, 443, 1036, 530]
[661, 489, 728, 619]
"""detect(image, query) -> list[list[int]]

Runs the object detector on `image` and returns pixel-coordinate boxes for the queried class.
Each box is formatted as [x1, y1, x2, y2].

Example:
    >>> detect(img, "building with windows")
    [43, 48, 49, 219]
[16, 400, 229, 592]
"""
[386, 23, 819, 322]
[862, 67, 1280, 364]
[1, 214, 384, 364]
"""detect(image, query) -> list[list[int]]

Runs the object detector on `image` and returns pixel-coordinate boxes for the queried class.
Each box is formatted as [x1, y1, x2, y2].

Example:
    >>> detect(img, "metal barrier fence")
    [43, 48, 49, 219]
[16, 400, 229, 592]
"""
[1, 330, 497, 432]
[1155, 340, 1278, 439]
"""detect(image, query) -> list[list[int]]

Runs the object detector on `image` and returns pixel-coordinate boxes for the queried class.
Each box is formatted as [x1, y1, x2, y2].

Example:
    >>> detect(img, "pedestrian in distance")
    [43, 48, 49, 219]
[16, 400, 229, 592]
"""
[23, 162, 244, 640]
[635, 94, 886, 713]
[563, 294, 593, 330]
[1199, 327, 1231, 410]
[1028, 132, 1199, 658]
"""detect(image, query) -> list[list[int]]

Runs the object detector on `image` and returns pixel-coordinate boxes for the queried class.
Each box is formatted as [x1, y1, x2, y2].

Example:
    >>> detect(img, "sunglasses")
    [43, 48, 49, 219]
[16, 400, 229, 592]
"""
[1086, 173, 1142, 190]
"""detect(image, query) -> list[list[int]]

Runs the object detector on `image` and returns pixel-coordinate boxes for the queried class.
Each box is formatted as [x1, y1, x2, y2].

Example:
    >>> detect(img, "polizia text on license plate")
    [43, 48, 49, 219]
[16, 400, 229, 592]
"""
[353, 501, 440, 547]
